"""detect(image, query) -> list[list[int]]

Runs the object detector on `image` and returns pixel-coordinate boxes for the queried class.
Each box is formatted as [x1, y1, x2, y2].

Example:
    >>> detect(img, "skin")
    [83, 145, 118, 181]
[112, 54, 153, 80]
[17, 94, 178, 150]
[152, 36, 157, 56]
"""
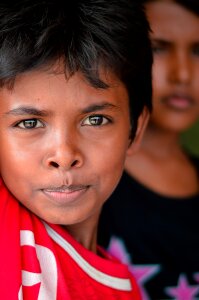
[148, 0, 199, 132]
[0, 63, 149, 251]
[126, 0, 199, 197]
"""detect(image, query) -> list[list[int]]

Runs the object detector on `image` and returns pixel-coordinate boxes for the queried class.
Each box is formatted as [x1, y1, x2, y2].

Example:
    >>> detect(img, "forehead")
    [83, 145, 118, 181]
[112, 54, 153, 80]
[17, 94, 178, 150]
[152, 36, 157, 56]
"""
[145, 1, 199, 42]
[0, 67, 129, 113]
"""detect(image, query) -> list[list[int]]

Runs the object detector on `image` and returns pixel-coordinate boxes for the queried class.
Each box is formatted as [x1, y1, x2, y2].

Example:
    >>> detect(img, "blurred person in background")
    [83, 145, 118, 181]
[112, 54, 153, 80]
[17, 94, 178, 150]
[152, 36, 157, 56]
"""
[98, 0, 199, 299]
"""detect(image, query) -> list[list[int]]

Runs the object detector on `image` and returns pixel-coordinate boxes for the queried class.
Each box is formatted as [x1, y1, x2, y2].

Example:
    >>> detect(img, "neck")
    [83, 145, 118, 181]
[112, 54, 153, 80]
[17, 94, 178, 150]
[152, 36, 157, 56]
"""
[64, 212, 100, 253]
[125, 123, 199, 197]
[140, 123, 182, 158]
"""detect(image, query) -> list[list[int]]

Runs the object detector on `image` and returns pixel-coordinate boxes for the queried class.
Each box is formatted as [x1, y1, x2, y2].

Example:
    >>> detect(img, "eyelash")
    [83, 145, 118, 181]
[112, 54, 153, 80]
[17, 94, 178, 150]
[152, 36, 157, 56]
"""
[82, 115, 111, 126]
[152, 45, 166, 54]
[14, 119, 44, 129]
[14, 115, 111, 129]
[152, 44, 199, 57]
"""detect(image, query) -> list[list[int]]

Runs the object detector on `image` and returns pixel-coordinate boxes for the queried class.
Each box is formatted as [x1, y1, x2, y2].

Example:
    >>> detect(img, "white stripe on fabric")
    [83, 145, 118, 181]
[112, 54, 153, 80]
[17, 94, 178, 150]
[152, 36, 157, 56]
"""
[43, 222, 132, 291]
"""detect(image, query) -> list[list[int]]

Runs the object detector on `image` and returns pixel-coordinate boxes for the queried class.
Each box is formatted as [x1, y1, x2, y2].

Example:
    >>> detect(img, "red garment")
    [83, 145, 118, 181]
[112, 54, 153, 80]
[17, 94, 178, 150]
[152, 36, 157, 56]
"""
[0, 179, 141, 299]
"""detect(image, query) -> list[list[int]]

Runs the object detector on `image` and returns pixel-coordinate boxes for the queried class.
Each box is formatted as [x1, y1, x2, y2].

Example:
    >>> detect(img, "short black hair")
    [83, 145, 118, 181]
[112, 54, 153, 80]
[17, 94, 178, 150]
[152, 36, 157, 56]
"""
[0, 0, 152, 138]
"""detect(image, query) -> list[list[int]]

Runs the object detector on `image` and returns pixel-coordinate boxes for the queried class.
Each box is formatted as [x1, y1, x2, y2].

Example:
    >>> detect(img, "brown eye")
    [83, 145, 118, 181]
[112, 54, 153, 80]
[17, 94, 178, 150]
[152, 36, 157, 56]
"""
[16, 119, 44, 129]
[82, 115, 109, 126]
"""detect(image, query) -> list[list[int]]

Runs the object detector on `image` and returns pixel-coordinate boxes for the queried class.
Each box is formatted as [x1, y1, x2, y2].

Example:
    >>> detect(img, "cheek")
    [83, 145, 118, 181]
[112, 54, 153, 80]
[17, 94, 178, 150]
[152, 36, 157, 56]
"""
[92, 136, 128, 191]
[0, 136, 37, 192]
[95, 133, 128, 166]
[0, 143, 36, 205]
[152, 59, 167, 96]
[3, 134, 42, 169]
[0, 137, 18, 175]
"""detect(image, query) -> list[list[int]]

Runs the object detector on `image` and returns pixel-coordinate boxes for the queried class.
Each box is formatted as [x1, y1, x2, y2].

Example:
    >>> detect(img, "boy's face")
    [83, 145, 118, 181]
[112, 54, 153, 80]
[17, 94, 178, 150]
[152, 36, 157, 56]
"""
[0, 65, 132, 228]
[146, 0, 199, 132]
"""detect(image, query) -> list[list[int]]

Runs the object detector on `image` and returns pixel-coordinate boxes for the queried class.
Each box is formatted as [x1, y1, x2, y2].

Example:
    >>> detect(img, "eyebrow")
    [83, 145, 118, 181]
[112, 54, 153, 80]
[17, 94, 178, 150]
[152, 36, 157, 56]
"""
[82, 103, 118, 113]
[152, 38, 199, 49]
[152, 38, 172, 47]
[5, 102, 118, 117]
[5, 106, 50, 117]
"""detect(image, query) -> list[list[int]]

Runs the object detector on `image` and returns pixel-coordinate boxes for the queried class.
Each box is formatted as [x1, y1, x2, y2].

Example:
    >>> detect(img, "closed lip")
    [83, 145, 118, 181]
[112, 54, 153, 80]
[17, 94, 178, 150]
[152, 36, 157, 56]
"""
[43, 184, 89, 193]
[41, 185, 90, 204]
[162, 93, 194, 110]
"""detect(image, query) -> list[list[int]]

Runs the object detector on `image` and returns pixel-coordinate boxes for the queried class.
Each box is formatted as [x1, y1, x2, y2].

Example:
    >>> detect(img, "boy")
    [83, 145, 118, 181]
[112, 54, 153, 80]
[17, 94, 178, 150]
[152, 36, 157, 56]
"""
[99, 0, 199, 299]
[0, 0, 152, 298]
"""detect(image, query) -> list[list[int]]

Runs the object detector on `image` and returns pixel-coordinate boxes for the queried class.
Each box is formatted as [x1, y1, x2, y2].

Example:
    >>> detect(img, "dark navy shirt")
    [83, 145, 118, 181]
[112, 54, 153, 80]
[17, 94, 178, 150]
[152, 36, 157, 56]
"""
[98, 157, 199, 300]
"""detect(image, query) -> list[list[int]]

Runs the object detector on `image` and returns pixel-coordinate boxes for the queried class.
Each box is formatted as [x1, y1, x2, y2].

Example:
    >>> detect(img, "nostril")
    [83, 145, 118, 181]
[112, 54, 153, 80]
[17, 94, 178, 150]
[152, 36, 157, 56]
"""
[71, 160, 78, 167]
[50, 161, 59, 168]
[49, 160, 78, 168]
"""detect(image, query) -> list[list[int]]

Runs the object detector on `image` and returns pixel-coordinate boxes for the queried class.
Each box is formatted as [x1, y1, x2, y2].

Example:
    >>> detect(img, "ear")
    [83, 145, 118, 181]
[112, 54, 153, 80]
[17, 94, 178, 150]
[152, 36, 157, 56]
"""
[127, 106, 150, 155]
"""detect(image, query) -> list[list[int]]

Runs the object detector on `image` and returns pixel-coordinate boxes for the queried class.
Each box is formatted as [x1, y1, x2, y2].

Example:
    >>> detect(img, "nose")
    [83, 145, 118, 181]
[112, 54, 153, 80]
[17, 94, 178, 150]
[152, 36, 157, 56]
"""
[44, 133, 84, 171]
[169, 50, 192, 85]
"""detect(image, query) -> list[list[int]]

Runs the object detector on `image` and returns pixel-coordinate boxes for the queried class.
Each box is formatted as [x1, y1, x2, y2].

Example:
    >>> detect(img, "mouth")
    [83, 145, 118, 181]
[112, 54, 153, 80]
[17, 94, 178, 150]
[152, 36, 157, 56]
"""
[162, 94, 194, 111]
[41, 185, 90, 205]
